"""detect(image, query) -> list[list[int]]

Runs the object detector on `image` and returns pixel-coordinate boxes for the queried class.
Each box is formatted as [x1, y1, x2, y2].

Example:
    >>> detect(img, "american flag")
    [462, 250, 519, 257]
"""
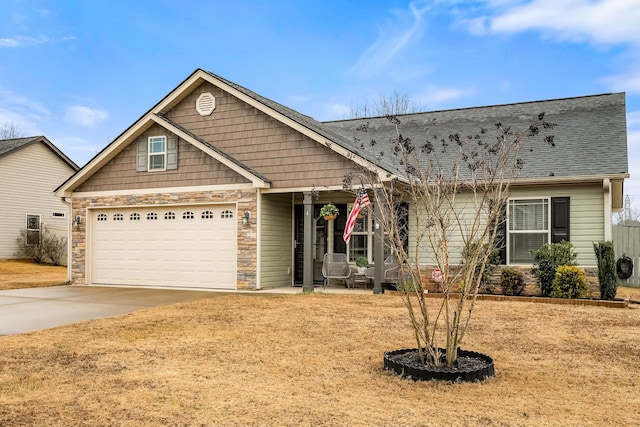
[343, 190, 371, 243]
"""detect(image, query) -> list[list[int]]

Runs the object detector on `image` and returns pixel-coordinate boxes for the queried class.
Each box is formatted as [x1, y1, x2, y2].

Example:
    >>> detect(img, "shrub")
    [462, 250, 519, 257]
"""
[396, 279, 420, 292]
[530, 241, 577, 296]
[593, 241, 618, 300]
[552, 265, 589, 299]
[500, 267, 525, 296]
[15, 227, 67, 265]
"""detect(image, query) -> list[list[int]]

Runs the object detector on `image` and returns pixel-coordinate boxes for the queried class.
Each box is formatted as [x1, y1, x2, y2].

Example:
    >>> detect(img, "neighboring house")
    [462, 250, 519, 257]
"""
[1, 136, 79, 263]
[55, 69, 628, 291]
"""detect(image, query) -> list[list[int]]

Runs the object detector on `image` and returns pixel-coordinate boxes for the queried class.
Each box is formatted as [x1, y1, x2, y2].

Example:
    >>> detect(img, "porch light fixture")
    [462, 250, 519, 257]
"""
[73, 215, 82, 230]
[242, 210, 251, 226]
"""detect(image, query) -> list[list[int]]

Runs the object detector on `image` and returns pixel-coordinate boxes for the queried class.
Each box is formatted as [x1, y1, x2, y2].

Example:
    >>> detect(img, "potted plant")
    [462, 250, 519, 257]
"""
[320, 203, 339, 220]
[355, 256, 368, 274]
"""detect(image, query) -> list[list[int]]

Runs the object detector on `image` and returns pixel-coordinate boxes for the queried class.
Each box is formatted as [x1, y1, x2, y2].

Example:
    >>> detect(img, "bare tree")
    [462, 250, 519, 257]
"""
[344, 91, 427, 119]
[1, 122, 25, 139]
[613, 195, 640, 225]
[345, 113, 556, 368]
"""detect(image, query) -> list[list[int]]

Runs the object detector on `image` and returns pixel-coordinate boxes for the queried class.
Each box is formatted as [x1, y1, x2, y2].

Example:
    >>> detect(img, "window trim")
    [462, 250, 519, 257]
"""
[506, 197, 550, 265]
[346, 203, 374, 264]
[26, 214, 41, 246]
[147, 136, 167, 171]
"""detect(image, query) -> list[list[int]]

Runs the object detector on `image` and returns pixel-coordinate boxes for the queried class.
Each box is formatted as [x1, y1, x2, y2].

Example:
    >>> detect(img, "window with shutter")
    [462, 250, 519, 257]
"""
[508, 198, 549, 264]
[506, 197, 570, 264]
[136, 135, 178, 171]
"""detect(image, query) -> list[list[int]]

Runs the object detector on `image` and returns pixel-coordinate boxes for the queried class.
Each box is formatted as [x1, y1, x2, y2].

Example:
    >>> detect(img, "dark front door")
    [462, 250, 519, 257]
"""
[294, 204, 347, 285]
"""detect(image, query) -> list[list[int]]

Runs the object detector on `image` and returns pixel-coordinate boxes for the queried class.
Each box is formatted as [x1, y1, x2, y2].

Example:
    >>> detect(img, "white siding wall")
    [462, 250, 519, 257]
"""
[409, 184, 604, 268]
[0, 143, 75, 260]
[260, 193, 293, 287]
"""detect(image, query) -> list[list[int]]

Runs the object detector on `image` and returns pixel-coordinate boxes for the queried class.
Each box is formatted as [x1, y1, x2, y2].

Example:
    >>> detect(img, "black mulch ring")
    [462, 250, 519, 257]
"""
[384, 348, 495, 382]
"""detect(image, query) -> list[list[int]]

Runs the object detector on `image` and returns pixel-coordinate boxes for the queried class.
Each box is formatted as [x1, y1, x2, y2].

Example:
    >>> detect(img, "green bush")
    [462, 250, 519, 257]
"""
[552, 265, 589, 299]
[500, 267, 525, 296]
[593, 241, 618, 300]
[530, 241, 577, 296]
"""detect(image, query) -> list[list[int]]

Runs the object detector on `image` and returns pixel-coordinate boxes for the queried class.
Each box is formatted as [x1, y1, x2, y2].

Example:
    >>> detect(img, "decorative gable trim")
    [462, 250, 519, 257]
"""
[196, 92, 216, 116]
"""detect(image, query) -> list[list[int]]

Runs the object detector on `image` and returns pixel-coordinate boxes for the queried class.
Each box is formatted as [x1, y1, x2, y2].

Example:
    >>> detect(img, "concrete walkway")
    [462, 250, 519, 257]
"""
[0, 285, 372, 336]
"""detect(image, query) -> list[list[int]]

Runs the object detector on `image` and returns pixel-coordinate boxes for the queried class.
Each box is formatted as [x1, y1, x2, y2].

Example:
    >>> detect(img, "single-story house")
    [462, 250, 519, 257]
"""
[1, 136, 79, 263]
[55, 69, 628, 291]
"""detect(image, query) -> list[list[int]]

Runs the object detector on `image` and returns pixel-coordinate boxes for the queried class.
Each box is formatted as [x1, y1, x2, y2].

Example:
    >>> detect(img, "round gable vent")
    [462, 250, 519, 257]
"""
[196, 92, 216, 116]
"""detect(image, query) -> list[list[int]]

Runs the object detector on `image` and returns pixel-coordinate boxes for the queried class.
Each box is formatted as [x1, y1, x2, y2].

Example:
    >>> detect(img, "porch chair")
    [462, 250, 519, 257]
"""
[365, 254, 401, 289]
[322, 253, 352, 289]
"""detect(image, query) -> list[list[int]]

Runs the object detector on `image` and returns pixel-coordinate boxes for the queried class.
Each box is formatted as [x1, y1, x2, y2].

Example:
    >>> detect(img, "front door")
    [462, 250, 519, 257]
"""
[294, 204, 347, 285]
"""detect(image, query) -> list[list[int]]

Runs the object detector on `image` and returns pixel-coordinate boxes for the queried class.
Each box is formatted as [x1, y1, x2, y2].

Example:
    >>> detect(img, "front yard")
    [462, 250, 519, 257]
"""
[0, 290, 639, 425]
[0, 259, 68, 290]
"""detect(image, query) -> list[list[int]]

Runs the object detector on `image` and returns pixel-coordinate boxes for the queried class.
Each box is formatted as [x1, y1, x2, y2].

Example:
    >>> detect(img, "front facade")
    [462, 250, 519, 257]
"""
[0, 137, 79, 262]
[55, 69, 628, 291]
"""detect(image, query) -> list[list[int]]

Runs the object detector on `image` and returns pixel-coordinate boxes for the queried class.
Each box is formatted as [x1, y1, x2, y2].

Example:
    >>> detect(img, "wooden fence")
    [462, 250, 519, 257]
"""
[612, 224, 640, 288]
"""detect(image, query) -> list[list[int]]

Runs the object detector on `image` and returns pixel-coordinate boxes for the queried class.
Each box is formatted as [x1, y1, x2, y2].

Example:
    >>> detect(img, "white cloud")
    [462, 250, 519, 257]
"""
[349, 1, 430, 77]
[624, 111, 640, 203]
[0, 88, 50, 135]
[486, 0, 640, 46]
[0, 35, 49, 48]
[603, 68, 640, 95]
[416, 86, 470, 106]
[63, 105, 109, 127]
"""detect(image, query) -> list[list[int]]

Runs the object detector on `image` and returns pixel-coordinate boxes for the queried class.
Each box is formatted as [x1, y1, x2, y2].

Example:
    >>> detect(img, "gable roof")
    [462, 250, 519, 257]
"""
[0, 136, 79, 171]
[57, 69, 628, 197]
[56, 69, 398, 197]
[324, 92, 629, 183]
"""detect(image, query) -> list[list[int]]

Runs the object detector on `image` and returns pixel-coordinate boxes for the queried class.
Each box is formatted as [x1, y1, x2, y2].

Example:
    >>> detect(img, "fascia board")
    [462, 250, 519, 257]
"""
[55, 113, 157, 197]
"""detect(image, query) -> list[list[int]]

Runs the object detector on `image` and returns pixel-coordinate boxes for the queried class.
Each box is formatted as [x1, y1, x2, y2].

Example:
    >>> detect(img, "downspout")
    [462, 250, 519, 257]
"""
[256, 189, 262, 290]
[603, 179, 612, 241]
[61, 197, 72, 283]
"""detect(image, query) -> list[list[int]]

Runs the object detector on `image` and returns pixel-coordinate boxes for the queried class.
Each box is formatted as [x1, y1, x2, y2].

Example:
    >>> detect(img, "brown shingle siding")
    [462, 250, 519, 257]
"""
[75, 126, 251, 192]
[165, 82, 355, 189]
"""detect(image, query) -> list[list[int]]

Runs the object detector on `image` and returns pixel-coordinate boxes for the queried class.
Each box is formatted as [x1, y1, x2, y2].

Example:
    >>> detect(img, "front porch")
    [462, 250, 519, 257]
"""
[259, 190, 392, 294]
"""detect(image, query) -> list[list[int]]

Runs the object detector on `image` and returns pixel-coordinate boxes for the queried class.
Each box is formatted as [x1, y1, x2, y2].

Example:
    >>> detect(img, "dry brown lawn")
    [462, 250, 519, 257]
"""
[0, 259, 68, 290]
[1, 283, 640, 425]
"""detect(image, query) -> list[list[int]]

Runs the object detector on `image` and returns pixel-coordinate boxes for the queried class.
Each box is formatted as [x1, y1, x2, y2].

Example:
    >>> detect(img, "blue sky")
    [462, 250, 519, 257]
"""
[2, 0, 640, 206]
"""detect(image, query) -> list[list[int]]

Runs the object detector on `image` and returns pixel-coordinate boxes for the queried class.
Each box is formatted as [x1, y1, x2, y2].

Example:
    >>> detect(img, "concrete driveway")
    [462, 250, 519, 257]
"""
[0, 285, 220, 336]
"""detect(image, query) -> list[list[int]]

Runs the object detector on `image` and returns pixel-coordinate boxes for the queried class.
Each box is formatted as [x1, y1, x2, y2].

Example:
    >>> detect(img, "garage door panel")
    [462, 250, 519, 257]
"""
[91, 205, 237, 289]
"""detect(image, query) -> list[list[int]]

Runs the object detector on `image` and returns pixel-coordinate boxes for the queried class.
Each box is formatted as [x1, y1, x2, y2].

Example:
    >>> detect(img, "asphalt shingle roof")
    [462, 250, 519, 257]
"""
[323, 93, 628, 181]
[0, 136, 41, 158]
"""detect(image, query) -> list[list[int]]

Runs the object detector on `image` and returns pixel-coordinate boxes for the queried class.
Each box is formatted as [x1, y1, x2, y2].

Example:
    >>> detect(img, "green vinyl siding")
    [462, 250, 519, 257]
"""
[409, 183, 603, 268]
[260, 193, 293, 288]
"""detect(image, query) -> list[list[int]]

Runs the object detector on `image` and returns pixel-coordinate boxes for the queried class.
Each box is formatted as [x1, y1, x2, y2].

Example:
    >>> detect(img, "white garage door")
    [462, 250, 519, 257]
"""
[90, 204, 237, 290]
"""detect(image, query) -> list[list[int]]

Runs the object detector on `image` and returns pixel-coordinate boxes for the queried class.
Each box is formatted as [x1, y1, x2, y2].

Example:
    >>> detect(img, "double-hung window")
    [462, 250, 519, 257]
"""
[347, 205, 371, 263]
[148, 136, 167, 171]
[508, 198, 549, 264]
[26, 214, 41, 246]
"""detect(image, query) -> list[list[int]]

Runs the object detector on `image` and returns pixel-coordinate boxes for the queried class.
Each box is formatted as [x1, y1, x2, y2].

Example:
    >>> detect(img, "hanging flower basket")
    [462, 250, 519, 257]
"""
[320, 204, 339, 221]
